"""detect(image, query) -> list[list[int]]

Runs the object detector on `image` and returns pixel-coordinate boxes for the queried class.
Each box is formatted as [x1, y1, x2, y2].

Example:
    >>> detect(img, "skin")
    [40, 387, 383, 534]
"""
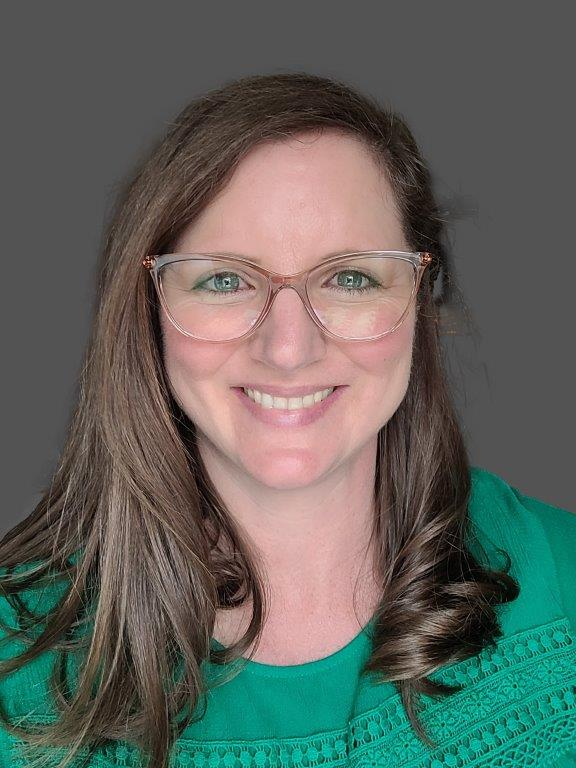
[161, 129, 416, 663]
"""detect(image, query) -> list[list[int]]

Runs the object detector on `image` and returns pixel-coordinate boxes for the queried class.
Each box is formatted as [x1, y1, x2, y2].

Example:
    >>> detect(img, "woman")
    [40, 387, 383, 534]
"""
[1, 72, 575, 768]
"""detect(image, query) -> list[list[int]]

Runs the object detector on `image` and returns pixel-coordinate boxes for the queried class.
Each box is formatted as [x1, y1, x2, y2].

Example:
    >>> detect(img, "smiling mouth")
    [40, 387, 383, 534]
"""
[240, 386, 337, 410]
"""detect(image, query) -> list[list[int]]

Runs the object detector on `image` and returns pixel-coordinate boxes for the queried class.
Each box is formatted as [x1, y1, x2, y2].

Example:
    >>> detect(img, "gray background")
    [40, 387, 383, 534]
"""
[2, 3, 574, 534]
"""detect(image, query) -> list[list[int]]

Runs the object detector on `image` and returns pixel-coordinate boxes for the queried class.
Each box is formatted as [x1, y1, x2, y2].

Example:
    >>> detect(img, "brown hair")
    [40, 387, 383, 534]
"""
[0, 71, 519, 768]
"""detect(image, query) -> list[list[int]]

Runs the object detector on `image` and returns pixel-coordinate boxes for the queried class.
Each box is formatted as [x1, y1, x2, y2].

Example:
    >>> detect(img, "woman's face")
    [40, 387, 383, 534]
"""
[161, 130, 416, 490]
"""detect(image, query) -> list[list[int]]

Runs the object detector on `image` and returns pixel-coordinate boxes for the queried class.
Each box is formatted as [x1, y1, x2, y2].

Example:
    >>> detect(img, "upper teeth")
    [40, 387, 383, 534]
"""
[243, 387, 335, 410]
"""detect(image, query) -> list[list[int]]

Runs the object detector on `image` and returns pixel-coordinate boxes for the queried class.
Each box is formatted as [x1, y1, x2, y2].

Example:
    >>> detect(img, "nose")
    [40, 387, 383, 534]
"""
[247, 285, 328, 368]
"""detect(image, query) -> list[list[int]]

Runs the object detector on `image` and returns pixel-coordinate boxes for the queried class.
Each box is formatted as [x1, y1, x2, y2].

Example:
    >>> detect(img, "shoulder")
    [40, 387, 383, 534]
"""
[468, 465, 576, 632]
[468, 465, 576, 566]
[0, 561, 72, 721]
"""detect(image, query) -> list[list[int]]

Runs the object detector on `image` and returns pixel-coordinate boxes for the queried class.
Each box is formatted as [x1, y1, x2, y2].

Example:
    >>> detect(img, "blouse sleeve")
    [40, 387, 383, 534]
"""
[508, 483, 576, 632]
[0, 591, 21, 767]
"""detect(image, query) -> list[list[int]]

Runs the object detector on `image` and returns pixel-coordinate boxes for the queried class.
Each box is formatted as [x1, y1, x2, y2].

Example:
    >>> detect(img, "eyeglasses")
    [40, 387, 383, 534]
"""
[142, 250, 433, 342]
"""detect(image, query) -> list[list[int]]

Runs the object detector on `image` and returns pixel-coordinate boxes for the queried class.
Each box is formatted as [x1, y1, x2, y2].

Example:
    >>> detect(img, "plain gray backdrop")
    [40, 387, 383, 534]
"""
[2, 3, 574, 535]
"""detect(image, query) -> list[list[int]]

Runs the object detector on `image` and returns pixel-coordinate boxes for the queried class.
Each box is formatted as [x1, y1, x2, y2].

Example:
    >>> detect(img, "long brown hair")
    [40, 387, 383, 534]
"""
[0, 71, 519, 768]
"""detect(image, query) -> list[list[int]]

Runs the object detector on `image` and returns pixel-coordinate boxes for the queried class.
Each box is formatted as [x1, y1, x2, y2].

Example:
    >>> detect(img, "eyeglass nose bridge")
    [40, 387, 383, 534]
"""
[250, 268, 329, 338]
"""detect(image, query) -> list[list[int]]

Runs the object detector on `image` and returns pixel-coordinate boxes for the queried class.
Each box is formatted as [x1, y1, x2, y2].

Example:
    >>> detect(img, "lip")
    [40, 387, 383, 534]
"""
[233, 384, 343, 397]
[232, 385, 346, 427]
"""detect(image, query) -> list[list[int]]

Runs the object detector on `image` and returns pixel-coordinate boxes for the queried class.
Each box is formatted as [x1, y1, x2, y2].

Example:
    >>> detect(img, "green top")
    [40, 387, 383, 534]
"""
[1, 465, 576, 767]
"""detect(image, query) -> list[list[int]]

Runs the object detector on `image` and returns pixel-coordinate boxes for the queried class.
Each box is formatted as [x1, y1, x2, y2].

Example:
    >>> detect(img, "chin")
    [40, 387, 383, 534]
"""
[239, 449, 333, 488]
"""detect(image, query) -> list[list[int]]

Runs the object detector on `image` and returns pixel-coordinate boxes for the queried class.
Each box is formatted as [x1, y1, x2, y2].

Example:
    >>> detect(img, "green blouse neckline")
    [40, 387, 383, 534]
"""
[209, 614, 376, 677]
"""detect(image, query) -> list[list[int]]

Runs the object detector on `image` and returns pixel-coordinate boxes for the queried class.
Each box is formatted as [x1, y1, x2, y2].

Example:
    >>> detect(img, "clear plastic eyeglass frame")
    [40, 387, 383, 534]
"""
[142, 250, 433, 343]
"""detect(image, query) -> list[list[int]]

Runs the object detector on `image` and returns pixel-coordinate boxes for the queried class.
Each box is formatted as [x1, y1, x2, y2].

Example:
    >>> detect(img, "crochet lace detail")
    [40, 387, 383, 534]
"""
[7, 617, 576, 767]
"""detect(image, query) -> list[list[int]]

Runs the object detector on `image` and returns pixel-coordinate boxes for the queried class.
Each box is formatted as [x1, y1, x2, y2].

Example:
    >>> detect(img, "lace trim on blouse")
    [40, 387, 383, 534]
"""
[6, 617, 576, 767]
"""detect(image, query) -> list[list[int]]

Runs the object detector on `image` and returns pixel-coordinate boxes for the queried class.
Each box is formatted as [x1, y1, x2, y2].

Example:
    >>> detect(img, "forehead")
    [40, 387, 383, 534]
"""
[175, 130, 405, 262]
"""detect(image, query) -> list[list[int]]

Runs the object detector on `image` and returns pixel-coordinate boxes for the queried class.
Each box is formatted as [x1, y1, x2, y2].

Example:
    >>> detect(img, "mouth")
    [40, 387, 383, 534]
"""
[231, 385, 346, 426]
[236, 385, 342, 411]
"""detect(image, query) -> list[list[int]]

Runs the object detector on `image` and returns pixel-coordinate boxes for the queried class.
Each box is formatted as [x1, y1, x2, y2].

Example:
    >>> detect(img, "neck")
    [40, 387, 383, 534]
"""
[199, 434, 381, 625]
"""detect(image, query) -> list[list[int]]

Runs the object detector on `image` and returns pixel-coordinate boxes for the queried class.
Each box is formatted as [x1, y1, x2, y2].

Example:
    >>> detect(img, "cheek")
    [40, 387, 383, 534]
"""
[345, 312, 415, 376]
[160, 315, 231, 396]
[345, 318, 415, 432]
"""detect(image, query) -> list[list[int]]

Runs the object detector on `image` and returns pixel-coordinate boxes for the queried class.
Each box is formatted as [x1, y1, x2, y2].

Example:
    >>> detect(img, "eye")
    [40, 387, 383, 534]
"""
[196, 271, 248, 293]
[327, 269, 378, 293]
